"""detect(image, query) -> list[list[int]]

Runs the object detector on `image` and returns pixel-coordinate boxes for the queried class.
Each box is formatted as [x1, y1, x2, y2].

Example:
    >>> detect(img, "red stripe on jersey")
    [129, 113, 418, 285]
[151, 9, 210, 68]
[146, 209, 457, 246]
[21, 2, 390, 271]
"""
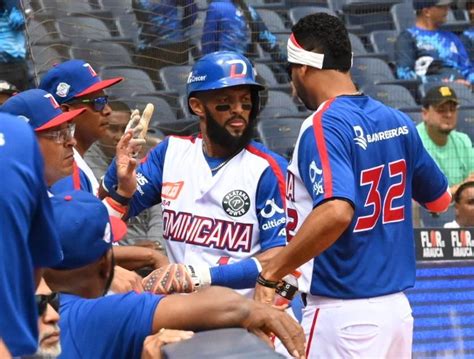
[306, 308, 320, 357]
[424, 189, 451, 213]
[72, 161, 81, 190]
[246, 145, 286, 209]
[312, 99, 336, 198]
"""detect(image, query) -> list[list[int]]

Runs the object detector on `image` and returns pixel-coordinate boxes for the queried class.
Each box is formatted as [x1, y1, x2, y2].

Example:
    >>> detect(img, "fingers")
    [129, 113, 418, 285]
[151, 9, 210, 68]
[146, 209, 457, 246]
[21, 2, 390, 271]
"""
[111, 266, 144, 294]
[266, 309, 306, 359]
[249, 328, 275, 349]
[157, 329, 194, 343]
[125, 109, 140, 133]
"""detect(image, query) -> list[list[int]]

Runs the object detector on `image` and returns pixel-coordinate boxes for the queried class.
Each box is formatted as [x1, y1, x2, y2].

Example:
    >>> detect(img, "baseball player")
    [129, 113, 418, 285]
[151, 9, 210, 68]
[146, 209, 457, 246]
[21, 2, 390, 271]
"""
[254, 13, 452, 358]
[101, 51, 287, 295]
[0, 114, 62, 356]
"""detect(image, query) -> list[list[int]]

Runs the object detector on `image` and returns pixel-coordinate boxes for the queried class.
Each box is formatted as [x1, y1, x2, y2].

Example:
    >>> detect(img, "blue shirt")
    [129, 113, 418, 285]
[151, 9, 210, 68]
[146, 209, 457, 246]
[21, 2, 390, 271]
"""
[135, 0, 198, 47]
[293, 96, 448, 298]
[0, 115, 62, 356]
[395, 26, 474, 83]
[0, 8, 25, 61]
[59, 292, 163, 359]
[201, 0, 285, 63]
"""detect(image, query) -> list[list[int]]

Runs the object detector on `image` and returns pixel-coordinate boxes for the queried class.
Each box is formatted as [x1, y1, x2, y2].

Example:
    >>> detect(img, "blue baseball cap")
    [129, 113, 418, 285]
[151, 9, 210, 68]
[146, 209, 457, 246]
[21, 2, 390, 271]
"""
[413, 0, 452, 10]
[50, 190, 127, 270]
[39, 59, 123, 104]
[0, 89, 86, 131]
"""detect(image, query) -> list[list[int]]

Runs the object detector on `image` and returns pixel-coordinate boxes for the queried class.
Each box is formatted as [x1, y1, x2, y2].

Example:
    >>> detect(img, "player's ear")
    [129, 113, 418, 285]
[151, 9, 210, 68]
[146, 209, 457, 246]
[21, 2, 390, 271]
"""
[189, 97, 205, 117]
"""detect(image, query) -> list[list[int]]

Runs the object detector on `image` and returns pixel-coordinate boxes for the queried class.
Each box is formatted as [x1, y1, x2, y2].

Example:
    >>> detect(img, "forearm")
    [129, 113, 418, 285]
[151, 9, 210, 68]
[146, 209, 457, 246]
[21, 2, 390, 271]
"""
[153, 286, 250, 332]
[261, 200, 354, 281]
[113, 246, 167, 270]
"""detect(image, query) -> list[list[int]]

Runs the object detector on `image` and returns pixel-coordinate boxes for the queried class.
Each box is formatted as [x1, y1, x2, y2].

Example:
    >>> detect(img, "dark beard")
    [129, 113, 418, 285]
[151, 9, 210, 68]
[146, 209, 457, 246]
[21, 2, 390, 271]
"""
[204, 106, 254, 152]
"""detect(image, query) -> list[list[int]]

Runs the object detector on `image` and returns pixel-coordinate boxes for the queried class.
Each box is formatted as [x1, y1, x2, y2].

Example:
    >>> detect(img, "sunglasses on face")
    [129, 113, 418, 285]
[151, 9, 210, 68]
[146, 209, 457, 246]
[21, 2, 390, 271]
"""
[35, 292, 59, 316]
[70, 95, 109, 112]
[37, 123, 75, 145]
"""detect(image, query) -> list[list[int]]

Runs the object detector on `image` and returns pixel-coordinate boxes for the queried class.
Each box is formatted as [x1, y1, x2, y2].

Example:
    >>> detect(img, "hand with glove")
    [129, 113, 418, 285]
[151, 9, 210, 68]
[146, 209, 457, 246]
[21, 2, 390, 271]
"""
[142, 263, 196, 294]
[114, 104, 154, 198]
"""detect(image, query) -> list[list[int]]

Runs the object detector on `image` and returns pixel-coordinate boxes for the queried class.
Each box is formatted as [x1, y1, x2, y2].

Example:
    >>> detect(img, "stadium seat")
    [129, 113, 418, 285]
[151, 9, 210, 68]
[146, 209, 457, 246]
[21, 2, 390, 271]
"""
[126, 95, 178, 126]
[26, 18, 62, 46]
[362, 84, 418, 111]
[259, 91, 301, 118]
[254, 63, 291, 92]
[256, 9, 289, 33]
[349, 33, 368, 56]
[179, 95, 193, 119]
[100, 67, 157, 98]
[391, 2, 415, 32]
[456, 106, 474, 143]
[56, 16, 114, 42]
[99, 0, 132, 13]
[403, 109, 423, 125]
[70, 42, 133, 69]
[342, 0, 398, 33]
[369, 30, 398, 63]
[419, 205, 455, 228]
[289, 6, 337, 25]
[30, 45, 68, 74]
[257, 117, 304, 159]
[159, 66, 192, 95]
[419, 83, 474, 107]
[37, 0, 94, 14]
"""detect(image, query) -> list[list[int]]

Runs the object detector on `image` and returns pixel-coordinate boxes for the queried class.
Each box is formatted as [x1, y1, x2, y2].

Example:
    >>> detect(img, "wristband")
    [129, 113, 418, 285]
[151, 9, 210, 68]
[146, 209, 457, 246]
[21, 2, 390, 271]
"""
[108, 185, 131, 206]
[256, 274, 280, 289]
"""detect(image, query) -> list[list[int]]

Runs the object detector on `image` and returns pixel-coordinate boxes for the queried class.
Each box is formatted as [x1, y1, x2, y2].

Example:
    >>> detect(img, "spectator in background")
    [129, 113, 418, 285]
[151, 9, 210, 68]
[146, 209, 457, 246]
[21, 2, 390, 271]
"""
[84, 100, 166, 254]
[0, 0, 28, 90]
[395, 0, 474, 85]
[0, 79, 17, 104]
[133, 0, 197, 75]
[458, 0, 474, 59]
[444, 180, 474, 227]
[418, 85, 474, 193]
[201, 0, 286, 67]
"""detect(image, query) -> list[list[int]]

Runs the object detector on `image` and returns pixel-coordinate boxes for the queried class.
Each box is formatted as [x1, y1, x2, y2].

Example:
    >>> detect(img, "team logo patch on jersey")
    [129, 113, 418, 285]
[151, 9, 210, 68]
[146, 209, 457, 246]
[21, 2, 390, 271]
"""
[222, 190, 251, 217]
[56, 82, 70, 98]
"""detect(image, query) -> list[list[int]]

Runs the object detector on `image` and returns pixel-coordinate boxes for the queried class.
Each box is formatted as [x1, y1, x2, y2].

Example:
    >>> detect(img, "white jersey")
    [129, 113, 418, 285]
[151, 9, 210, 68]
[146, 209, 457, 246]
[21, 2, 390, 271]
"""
[104, 135, 288, 293]
[73, 147, 99, 195]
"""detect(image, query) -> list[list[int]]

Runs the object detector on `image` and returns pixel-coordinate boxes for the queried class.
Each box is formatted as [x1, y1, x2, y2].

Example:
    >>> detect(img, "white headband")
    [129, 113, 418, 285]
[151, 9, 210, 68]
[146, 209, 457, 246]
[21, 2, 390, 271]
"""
[287, 33, 353, 70]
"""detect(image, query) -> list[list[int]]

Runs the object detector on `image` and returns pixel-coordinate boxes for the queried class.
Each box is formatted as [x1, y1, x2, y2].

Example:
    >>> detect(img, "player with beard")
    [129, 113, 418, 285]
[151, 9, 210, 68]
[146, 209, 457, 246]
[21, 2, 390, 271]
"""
[101, 51, 288, 296]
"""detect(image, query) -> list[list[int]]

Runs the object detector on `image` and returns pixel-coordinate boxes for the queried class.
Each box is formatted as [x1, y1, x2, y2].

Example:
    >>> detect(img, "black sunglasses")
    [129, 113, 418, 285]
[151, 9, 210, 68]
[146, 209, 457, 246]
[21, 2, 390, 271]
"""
[69, 95, 109, 112]
[35, 292, 59, 316]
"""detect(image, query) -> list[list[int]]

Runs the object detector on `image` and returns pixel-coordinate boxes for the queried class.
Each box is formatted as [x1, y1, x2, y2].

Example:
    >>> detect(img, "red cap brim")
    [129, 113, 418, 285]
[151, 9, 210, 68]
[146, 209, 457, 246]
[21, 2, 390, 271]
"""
[109, 215, 127, 243]
[35, 107, 86, 132]
[74, 77, 124, 98]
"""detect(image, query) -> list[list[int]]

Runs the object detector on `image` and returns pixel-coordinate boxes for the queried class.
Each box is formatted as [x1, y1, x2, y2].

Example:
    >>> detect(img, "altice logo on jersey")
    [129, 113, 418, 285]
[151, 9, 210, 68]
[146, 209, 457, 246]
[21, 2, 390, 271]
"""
[353, 125, 409, 150]
[260, 199, 285, 231]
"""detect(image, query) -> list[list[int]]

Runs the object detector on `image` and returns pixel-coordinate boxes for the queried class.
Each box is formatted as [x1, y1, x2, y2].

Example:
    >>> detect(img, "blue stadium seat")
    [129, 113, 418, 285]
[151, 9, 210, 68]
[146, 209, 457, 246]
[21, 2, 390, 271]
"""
[289, 6, 337, 25]
[391, 2, 415, 32]
[159, 65, 192, 95]
[100, 67, 157, 98]
[456, 106, 474, 143]
[257, 117, 304, 159]
[370, 30, 398, 63]
[362, 84, 418, 111]
[70, 42, 133, 69]
[349, 32, 368, 56]
[56, 16, 114, 42]
[256, 9, 289, 32]
[259, 91, 301, 118]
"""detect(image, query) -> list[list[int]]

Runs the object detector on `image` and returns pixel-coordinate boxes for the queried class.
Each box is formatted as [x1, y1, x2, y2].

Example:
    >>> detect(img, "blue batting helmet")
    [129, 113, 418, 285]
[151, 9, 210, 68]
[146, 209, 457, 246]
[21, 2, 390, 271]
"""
[186, 51, 265, 116]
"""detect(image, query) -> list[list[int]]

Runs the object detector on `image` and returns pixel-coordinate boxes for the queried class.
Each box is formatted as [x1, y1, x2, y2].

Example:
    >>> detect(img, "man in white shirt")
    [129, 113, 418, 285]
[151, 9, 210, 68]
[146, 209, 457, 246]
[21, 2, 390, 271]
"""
[444, 181, 474, 228]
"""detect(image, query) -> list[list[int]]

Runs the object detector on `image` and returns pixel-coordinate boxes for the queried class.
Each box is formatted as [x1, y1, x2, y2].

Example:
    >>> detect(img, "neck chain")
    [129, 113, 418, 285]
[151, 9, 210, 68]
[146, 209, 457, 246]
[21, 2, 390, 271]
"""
[202, 140, 240, 172]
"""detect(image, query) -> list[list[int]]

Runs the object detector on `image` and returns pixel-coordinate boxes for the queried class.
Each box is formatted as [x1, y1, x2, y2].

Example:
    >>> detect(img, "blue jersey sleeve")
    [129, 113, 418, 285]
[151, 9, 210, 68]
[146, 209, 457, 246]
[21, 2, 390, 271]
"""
[395, 30, 418, 80]
[298, 114, 355, 208]
[201, 3, 221, 55]
[256, 162, 288, 250]
[60, 292, 163, 359]
[410, 122, 449, 205]
[103, 138, 169, 218]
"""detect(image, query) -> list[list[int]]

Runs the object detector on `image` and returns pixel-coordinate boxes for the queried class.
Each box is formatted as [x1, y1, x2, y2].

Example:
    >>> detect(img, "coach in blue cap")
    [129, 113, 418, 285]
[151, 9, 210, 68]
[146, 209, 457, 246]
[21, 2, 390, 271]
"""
[1, 89, 85, 188]
[43, 190, 305, 359]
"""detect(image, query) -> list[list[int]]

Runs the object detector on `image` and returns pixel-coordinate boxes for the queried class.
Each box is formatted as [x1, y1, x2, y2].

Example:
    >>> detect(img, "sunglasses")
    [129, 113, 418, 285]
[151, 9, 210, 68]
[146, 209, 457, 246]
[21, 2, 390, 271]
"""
[37, 123, 75, 145]
[69, 95, 109, 112]
[35, 292, 59, 316]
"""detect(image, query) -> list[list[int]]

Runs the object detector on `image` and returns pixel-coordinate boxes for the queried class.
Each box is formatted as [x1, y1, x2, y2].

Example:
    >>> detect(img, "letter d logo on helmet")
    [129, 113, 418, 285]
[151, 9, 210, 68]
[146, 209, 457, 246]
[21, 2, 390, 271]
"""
[186, 51, 265, 116]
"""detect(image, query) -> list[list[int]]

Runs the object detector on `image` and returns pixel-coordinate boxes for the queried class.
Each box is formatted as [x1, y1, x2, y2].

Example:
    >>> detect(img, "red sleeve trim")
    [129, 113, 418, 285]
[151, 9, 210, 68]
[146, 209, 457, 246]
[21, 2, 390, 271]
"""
[424, 189, 452, 213]
[312, 99, 336, 199]
[246, 145, 286, 209]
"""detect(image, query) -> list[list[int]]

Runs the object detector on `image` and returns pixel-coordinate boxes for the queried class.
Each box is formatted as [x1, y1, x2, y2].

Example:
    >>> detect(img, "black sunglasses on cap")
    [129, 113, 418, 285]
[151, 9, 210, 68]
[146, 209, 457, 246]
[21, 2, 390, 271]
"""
[35, 292, 59, 316]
